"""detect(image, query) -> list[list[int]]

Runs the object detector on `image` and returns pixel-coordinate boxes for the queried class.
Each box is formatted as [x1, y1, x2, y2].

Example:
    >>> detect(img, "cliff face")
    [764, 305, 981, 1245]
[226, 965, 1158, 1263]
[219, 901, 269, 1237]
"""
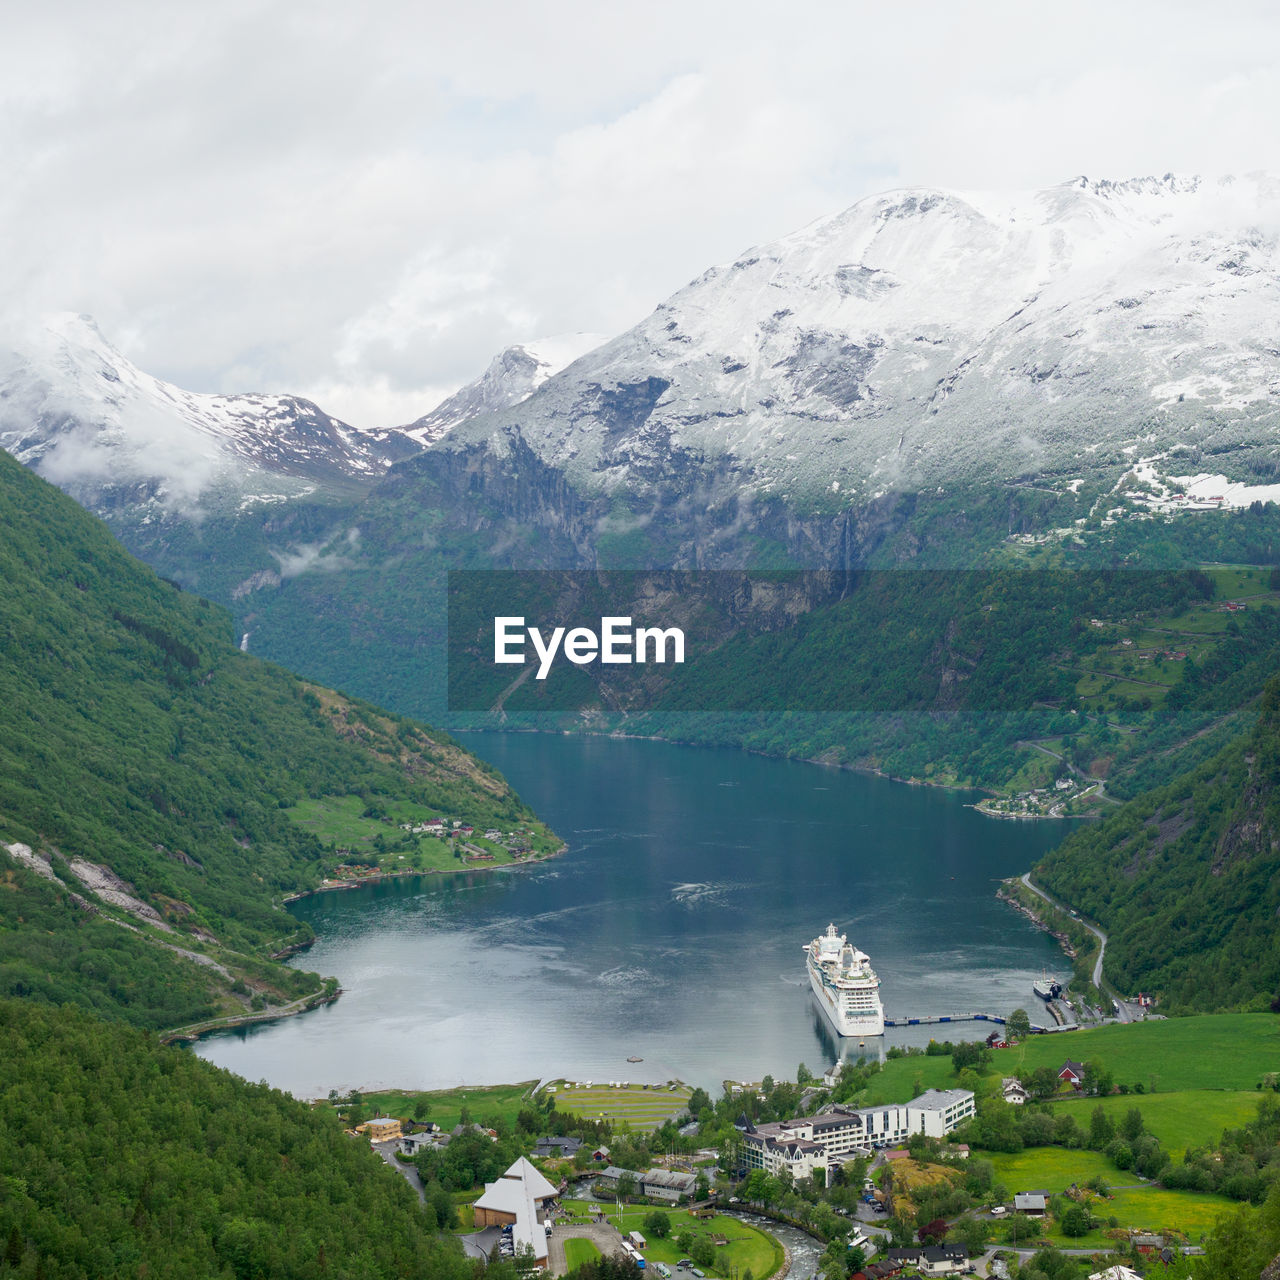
[384, 430, 922, 570]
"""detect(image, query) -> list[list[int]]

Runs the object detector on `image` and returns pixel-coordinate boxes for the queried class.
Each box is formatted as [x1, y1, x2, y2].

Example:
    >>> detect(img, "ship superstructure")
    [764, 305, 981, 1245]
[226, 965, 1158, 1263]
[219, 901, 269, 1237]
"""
[805, 924, 885, 1037]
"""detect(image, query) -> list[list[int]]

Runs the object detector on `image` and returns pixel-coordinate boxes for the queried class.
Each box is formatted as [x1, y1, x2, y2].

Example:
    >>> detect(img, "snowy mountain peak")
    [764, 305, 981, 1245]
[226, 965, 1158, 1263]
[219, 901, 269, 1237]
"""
[0, 314, 412, 512]
[437, 175, 1280, 508]
[398, 331, 606, 445]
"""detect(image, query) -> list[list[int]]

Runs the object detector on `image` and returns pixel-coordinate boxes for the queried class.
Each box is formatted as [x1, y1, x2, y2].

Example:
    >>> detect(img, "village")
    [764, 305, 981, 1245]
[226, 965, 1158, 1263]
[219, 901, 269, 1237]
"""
[323, 1039, 1224, 1280]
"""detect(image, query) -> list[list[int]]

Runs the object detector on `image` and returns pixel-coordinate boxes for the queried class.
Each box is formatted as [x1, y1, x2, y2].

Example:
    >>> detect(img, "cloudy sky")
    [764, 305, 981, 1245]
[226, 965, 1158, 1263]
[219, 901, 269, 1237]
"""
[6, 0, 1280, 427]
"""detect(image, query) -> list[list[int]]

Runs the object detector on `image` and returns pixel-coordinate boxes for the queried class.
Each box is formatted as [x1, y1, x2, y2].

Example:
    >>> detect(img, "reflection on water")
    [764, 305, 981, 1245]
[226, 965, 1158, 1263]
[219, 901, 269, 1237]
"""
[197, 734, 1070, 1096]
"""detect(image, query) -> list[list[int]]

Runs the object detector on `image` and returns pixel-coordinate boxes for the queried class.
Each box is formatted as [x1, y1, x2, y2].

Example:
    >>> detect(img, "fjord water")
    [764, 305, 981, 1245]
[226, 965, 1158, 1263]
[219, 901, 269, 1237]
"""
[197, 734, 1069, 1096]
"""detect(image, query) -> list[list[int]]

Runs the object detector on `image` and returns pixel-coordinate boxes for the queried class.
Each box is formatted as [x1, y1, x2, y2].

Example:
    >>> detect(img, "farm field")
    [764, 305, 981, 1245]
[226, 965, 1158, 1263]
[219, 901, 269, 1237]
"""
[988, 1147, 1236, 1245]
[287, 794, 555, 875]
[862, 1015, 1280, 1103]
[1054, 1089, 1263, 1157]
[991, 1015, 1280, 1092]
[343, 1081, 538, 1130]
[553, 1081, 693, 1132]
[562, 1201, 782, 1280]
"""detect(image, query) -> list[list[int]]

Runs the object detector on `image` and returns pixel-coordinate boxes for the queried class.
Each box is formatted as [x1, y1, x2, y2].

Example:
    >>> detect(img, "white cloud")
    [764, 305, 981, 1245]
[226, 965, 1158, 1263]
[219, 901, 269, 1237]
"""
[4, 0, 1280, 426]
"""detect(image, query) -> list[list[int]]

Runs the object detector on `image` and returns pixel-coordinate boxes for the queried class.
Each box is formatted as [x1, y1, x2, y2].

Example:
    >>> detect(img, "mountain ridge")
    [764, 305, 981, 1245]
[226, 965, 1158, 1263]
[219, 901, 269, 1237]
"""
[427, 172, 1280, 514]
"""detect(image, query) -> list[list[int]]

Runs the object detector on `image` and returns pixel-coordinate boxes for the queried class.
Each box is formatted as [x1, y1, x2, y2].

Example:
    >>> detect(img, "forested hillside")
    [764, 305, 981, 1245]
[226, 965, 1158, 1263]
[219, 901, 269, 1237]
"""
[1034, 676, 1280, 1011]
[0, 998, 473, 1279]
[0, 448, 553, 1030]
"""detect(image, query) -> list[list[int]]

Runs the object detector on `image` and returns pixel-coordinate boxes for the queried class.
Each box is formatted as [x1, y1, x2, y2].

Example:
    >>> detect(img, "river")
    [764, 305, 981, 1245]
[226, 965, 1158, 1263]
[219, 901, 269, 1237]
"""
[196, 733, 1070, 1096]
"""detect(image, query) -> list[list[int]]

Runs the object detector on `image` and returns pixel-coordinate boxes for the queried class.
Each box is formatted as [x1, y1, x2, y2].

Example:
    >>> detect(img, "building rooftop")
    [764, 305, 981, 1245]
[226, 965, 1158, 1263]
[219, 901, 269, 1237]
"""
[503, 1156, 557, 1201]
[908, 1089, 973, 1110]
[642, 1169, 697, 1189]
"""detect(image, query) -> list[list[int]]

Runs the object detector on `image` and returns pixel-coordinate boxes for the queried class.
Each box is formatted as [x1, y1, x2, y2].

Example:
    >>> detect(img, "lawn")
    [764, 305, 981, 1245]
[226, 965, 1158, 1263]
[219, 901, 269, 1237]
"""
[563, 1202, 783, 1280]
[553, 1082, 693, 1133]
[564, 1239, 603, 1270]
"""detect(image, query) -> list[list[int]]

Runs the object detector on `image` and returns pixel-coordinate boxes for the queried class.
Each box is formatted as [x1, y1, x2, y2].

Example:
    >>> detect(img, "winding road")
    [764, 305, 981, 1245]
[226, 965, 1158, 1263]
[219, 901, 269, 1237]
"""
[1019, 872, 1130, 1020]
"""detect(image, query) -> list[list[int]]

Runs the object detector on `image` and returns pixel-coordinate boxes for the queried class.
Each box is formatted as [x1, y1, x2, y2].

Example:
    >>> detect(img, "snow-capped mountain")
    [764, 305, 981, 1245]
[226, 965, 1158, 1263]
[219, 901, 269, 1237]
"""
[387, 333, 606, 448]
[0, 314, 412, 512]
[437, 174, 1280, 507]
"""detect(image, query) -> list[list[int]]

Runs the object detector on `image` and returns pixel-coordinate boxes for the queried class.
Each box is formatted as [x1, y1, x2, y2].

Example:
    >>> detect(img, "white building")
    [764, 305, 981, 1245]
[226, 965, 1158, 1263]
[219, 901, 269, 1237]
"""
[472, 1157, 557, 1267]
[739, 1089, 974, 1177]
[1001, 1077, 1028, 1105]
[909, 1090, 976, 1138]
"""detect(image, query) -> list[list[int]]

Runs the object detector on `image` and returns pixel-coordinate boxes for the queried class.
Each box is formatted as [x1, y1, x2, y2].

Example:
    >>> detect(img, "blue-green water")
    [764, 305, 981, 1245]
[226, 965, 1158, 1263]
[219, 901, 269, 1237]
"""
[197, 734, 1070, 1095]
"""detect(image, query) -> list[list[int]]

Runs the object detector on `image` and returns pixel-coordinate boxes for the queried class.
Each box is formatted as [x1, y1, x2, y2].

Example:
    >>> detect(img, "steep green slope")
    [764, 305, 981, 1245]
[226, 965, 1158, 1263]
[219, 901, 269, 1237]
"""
[1034, 676, 1280, 1012]
[0, 448, 554, 1029]
[112, 469, 1280, 802]
[0, 997, 472, 1279]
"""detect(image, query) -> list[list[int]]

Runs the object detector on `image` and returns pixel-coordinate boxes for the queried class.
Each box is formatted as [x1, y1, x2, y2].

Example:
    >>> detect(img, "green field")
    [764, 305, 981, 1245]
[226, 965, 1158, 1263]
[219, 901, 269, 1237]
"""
[287, 794, 556, 876]
[992, 1015, 1280, 1091]
[988, 1146, 1236, 1244]
[563, 1202, 782, 1280]
[1055, 1089, 1263, 1157]
[861, 1015, 1280, 1104]
[564, 1239, 603, 1269]
[553, 1082, 693, 1133]
[342, 1081, 538, 1130]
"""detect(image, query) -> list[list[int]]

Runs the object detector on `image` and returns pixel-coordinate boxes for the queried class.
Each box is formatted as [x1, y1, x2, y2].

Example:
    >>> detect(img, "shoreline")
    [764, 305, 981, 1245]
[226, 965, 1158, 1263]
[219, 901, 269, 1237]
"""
[996, 880, 1080, 963]
[457, 722, 1008, 806]
[281, 841, 569, 904]
[160, 982, 343, 1046]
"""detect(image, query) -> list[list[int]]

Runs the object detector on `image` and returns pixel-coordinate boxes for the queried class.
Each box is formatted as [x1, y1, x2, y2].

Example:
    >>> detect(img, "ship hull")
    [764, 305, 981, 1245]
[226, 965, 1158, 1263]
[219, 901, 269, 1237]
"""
[807, 959, 885, 1038]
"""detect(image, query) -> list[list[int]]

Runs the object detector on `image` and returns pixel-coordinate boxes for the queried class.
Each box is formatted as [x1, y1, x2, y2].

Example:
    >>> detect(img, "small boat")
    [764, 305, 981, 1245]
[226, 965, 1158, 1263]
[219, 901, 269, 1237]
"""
[627, 1056, 643, 1063]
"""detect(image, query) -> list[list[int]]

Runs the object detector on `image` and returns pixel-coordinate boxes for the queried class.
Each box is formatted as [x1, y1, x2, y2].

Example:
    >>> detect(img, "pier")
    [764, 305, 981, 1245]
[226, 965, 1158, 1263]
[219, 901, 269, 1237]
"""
[883, 1011, 1075, 1034]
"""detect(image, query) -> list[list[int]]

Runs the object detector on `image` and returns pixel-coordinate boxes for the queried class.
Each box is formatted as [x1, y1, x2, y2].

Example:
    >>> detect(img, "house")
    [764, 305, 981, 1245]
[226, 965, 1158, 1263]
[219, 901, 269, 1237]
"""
[398, 1132, 435, 1156]
[1013, 1191, 1050, 1216]
[855, 1265, 903, 1280]
[472, 1157, 556, 1267]
[640, 1168, 698, 1201]
[884, 1245, 968, 1276]
[364, 1117, 403, 1143]
[533, 1135, 582, 1159]
[628, 1232, 646, 1250]
[1058, 1060, 1085, 1087]
[1001, 1077, 1028, 1106]
[592, 1145, 611, 1161]
[593, 1166, 633, 1188]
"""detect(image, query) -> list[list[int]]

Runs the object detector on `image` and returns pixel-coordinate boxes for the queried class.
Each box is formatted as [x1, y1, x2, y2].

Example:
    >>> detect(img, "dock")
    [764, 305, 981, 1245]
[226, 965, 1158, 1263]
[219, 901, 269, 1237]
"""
[882, 1011, 1075, 1034]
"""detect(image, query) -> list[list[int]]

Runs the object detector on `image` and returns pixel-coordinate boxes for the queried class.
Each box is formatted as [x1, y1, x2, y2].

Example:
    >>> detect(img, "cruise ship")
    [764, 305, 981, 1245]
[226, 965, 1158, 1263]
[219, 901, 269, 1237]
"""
[805, 924, 885, 1037]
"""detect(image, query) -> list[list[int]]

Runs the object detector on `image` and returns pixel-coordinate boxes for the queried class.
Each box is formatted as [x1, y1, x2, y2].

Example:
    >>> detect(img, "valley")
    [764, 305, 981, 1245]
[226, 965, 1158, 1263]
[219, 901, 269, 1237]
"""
[3, 172, 1280, 1280]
